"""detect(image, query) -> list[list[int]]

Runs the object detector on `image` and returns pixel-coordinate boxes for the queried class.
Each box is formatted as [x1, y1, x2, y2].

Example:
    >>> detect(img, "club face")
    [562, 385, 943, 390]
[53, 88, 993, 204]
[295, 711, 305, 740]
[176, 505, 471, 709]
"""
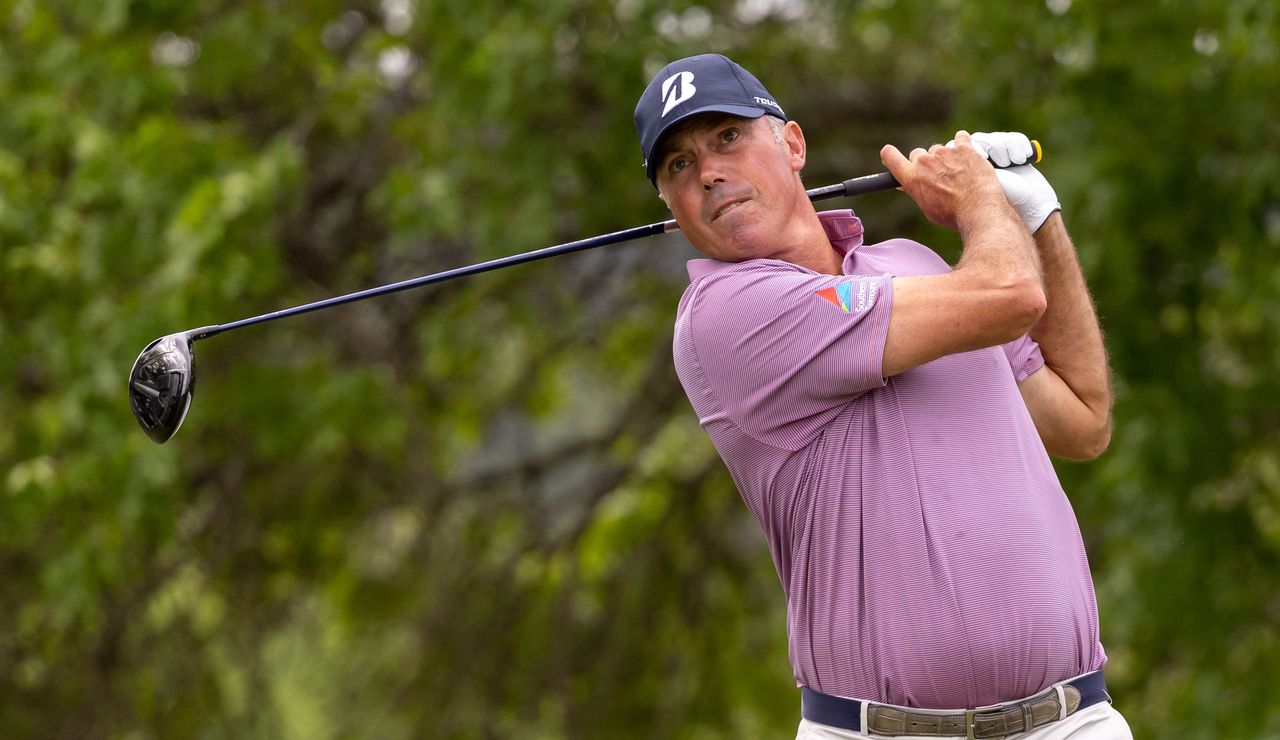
[129, 333, 196, 444]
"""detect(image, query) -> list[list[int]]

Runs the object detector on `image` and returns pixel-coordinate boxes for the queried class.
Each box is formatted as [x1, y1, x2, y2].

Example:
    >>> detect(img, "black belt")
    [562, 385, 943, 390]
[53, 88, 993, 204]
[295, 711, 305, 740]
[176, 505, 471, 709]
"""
[801, 670, 1110, 739]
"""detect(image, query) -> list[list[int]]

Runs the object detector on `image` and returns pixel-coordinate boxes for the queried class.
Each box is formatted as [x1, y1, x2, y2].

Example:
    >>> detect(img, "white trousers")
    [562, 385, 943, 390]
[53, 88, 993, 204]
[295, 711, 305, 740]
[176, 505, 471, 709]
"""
[797, 701, 1133, 740]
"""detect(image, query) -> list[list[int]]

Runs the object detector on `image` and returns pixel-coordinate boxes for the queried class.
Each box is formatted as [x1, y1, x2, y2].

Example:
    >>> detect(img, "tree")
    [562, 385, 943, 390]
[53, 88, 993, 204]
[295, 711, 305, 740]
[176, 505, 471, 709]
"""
[1, 0, 1276, 736]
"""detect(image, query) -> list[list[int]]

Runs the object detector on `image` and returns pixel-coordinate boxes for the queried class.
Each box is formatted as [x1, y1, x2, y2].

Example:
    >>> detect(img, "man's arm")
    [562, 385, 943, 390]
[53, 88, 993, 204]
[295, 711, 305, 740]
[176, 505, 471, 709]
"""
[932, 131, 1112, 460]
[878, 132, 1047, 377]
[1017, 213, 1113, 460]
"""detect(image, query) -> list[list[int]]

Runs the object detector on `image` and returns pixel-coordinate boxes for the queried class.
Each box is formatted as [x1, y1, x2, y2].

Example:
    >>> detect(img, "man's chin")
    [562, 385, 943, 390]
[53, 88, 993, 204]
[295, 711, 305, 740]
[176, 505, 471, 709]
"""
[715, 225, 775, 261]
[686, 221, 776, 262]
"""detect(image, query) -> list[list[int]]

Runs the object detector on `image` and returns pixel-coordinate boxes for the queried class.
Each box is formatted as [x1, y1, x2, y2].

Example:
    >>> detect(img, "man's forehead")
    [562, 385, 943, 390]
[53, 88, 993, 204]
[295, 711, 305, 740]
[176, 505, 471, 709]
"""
[655, 113, 755, 158]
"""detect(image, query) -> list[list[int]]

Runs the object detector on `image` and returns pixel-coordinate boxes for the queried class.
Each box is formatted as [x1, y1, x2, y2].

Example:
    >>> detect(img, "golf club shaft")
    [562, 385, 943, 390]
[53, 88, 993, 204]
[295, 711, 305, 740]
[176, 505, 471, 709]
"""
[189, 175, 890, 340]
[192, 218, 675, 340]
[195, 146, 1038, 341]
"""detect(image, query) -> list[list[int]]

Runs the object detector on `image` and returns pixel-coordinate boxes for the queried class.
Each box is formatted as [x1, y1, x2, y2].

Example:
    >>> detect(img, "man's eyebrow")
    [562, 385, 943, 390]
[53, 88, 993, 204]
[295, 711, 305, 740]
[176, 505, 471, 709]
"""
[656, 115, 748, 166]
[654, 134, 690, 169]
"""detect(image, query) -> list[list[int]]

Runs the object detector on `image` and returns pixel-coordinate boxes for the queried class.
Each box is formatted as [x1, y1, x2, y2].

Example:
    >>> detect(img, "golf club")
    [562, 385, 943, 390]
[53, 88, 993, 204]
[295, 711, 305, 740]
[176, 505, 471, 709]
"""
[129, 144, 1042, 444]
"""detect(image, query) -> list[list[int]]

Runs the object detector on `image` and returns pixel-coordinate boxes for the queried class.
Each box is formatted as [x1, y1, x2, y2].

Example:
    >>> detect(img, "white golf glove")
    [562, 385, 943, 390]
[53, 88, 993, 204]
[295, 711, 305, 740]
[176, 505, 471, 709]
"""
[951, 131, 1060, 233]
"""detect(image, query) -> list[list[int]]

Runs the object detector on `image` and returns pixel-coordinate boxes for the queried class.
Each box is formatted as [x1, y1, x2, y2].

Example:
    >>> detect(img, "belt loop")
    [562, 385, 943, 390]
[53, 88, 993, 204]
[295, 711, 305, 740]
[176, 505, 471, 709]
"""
[1054, 684, 1068, 721]
[860, 700, 869, 734]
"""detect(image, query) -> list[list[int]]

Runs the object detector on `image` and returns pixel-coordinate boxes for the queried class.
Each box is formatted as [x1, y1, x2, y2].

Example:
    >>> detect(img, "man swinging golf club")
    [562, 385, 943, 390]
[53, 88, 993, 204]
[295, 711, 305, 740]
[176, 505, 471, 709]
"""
[635, 54, 1130, 738]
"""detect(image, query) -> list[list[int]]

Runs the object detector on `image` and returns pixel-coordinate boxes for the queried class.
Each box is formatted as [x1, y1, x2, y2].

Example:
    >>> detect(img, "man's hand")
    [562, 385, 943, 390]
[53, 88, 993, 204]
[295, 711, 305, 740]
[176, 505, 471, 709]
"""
[954, 131, 1061, 233]
[880, 131, 1013, 233]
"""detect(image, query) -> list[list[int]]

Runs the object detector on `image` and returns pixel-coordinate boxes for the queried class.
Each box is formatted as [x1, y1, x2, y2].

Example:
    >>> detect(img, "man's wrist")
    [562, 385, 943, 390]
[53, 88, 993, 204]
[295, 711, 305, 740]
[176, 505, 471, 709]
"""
[1028, 205, 1063, 234]
[1031, 212, 1071, 246]
[956, 191, 1026, 237]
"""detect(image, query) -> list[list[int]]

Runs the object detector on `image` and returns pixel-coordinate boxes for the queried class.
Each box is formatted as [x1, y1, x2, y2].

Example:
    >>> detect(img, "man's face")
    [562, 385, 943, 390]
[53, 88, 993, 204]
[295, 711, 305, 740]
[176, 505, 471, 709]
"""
[654, 114, 806, 262]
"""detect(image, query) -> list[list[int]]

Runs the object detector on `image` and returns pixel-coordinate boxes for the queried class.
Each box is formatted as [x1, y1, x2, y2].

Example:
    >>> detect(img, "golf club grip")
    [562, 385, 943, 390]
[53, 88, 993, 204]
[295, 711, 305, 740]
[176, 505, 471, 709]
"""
[806, 139, 1043, 203]
[803, 171, 899, 202]
[841, 172, 899, 198]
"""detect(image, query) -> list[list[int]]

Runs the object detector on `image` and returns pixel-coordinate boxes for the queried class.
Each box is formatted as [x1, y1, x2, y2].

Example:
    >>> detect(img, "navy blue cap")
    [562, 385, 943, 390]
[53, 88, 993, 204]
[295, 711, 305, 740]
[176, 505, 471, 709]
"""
[634, 54, 786, 185]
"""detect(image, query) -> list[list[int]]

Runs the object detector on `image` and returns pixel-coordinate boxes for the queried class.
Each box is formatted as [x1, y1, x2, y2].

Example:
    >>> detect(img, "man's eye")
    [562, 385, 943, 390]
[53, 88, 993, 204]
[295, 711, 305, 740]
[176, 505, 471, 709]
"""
[669, 158, 689, 173]
[721, 128, 741, 143]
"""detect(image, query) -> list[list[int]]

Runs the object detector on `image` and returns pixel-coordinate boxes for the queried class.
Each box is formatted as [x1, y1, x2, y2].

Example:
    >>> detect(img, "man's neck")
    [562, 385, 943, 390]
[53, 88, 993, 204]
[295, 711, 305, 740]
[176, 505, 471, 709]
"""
[773, 201, 842, 275]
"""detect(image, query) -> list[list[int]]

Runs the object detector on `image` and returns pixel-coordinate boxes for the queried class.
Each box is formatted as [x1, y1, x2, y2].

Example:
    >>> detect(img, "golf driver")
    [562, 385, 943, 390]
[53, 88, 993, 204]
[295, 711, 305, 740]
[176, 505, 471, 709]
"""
[130, 144, 1042, 443]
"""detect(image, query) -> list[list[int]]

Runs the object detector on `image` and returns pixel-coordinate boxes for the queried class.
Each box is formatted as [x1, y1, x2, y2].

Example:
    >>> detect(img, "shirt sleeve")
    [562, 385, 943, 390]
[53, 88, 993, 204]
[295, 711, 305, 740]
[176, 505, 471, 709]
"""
[1001, 333, 1046, 383]
[685, 263, 893, 451]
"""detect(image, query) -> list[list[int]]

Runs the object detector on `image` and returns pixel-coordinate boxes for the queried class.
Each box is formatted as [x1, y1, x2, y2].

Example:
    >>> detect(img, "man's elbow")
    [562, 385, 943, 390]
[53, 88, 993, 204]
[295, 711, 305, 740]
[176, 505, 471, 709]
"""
[1059, 416, 1112, 461]
[998, 279, 1047, 343]
[1015, 281, 1048, 332]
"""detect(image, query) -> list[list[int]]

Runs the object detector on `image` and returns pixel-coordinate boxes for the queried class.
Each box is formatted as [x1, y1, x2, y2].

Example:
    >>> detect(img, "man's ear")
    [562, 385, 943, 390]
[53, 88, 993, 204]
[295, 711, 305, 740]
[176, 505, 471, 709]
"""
[658, 191, 670, 209]
[784, 120, 807, 173]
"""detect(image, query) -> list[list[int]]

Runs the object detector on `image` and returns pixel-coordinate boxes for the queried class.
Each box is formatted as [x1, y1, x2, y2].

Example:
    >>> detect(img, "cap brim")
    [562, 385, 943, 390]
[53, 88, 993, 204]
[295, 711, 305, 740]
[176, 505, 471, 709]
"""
[645, 104, 770, 183]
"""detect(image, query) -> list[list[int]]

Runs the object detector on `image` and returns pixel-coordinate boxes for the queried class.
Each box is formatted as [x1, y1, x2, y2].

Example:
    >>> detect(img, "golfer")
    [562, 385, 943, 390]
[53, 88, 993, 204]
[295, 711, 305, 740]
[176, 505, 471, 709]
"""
[634, 54, 1130, 739]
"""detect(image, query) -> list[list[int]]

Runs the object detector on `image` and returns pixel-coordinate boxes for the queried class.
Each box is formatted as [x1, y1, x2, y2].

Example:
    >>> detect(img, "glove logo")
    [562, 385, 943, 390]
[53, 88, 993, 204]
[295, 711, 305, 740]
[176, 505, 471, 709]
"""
[661, 71, 696, 117]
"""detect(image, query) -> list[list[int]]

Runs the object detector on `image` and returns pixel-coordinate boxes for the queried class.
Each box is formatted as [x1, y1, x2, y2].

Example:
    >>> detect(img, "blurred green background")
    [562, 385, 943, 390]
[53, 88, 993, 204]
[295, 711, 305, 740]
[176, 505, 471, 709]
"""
[2, 0, 1278, 737]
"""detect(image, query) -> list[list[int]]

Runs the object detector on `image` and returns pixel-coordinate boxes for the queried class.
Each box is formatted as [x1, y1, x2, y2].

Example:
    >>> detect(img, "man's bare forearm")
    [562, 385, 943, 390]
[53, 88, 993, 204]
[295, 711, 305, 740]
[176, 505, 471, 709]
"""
[1028, 213, 1112, 432]
[955, 195, 1045, 300]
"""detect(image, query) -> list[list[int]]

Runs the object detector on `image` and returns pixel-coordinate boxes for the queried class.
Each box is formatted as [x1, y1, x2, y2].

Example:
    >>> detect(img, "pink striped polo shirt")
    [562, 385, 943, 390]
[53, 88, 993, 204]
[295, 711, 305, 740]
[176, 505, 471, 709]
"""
[673, 209, 1105, 709]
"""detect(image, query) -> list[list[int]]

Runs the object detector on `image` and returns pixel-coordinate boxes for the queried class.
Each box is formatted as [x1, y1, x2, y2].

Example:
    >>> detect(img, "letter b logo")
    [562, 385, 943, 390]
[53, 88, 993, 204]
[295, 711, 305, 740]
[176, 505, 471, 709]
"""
[661, 71, 696, 117]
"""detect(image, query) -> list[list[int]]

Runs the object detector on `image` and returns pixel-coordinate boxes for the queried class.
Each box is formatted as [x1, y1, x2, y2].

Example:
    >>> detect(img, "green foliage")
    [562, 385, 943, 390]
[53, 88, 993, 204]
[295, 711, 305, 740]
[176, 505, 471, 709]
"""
[1, 0, 1278, 736]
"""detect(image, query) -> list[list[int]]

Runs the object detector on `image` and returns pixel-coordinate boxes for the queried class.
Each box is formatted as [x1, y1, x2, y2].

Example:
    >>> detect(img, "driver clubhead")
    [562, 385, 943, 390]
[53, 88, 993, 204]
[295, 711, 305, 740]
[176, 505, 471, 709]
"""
[129, 333, 196, 444]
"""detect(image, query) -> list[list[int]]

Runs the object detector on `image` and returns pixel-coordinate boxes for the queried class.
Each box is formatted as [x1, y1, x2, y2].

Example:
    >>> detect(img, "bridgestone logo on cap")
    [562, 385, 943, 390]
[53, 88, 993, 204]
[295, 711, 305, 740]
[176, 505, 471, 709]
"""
[661, 71, 696, 116]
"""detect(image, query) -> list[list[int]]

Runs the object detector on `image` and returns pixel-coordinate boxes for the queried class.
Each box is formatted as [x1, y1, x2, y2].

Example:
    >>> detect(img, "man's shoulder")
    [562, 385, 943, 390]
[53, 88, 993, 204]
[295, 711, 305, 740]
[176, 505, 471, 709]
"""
[687, 257, 814, 283]
[679, 258, 827, 317]
[855, 238, 952, 276]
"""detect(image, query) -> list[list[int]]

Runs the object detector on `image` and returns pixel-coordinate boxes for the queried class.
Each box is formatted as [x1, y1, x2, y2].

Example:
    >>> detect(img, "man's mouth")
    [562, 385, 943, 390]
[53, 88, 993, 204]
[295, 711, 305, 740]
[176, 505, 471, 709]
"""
[712, 199, 747, 221]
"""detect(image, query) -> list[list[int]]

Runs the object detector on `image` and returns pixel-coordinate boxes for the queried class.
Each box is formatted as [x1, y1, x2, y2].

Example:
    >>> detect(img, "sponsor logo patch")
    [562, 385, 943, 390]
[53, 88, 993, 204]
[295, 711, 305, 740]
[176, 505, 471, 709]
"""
[816, 282, 852, 313]
[816, 279, 877, 314]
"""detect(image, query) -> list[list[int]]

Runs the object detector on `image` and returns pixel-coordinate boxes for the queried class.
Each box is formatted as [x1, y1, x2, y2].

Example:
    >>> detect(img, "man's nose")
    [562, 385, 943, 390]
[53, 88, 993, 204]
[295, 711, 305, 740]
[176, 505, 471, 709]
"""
[698, 151, 729, 189]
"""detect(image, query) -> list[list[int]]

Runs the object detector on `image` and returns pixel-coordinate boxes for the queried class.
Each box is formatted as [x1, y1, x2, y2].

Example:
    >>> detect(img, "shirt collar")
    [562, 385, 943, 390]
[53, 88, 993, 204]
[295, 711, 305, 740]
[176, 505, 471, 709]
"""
[685, 209, 865, 281]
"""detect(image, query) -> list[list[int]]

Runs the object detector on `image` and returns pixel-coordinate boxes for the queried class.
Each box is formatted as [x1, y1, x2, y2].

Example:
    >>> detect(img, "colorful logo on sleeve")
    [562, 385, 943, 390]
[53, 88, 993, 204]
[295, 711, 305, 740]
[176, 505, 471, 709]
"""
[816, 278, 878, 314]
